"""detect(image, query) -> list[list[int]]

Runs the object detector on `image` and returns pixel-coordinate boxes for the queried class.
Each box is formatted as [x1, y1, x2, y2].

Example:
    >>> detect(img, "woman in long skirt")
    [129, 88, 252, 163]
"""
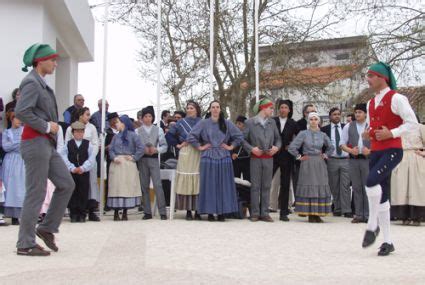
[391, 123, 425, 226]
[65, 107, 100, 221]
[166, 101, 202, 220]
[108, 116, 144, 221]
[2, 115, 25, 225]
[288, 112, 335, 223]
[188, 100, 244, 222]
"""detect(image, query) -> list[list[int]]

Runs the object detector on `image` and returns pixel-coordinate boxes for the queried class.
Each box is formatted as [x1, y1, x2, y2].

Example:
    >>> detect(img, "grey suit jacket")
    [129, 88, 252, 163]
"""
[242, 116, 282, 154]
[15, 69, 59, 134]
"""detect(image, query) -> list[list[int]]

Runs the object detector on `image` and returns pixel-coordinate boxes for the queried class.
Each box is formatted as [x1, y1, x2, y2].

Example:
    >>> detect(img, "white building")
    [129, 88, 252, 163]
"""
[0, 0, 94, 125]
[248, 36, 373, 120]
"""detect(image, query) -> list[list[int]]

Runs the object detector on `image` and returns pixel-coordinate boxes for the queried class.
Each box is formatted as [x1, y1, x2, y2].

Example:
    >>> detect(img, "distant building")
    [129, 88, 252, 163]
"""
[0, 0, 94, 126]
[242, 36, 374, 120]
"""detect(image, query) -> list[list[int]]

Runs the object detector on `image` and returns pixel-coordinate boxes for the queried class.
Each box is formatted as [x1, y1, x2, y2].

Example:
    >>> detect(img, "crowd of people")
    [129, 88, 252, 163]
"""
[0, 43, 424, 257]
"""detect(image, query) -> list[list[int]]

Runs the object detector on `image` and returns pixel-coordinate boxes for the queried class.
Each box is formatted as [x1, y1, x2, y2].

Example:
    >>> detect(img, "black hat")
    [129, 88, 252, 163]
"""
[354, 103, 367, 113]
[107, 112, 119, 121]
[235, 115, 247, 123]
[141, 106, 155, 122]
[277, 99, 294, 119]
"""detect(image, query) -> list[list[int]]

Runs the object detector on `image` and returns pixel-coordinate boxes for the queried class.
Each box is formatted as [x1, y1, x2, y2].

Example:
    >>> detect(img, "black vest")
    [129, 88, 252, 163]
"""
[67, 139, 90, 167]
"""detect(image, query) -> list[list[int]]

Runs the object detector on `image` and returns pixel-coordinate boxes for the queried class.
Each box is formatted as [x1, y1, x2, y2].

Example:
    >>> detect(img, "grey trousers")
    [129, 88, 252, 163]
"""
[327, 158, 351, 214]
[17, 137, 75, 249]
[250, 158, 273, 217]
[138, 157, 166, 215]
[349, 158, 369, 219]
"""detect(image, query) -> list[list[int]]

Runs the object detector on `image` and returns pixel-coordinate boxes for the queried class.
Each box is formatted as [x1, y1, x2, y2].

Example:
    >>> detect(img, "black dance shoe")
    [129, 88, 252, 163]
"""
[362, 227, 380, 248]
[378, 243, 395, 256]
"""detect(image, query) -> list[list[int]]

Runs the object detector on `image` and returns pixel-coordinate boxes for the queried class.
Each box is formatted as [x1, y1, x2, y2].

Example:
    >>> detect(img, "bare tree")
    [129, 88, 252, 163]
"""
[106, 0, 422, 117]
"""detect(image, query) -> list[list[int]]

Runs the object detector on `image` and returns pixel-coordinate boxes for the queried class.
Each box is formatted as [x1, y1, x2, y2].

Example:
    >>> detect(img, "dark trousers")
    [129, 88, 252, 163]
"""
[366, 148, 403, 203]
[273, 159, 293, 216]
[68, 172, 90, 217]
[233, 158, 251, 182]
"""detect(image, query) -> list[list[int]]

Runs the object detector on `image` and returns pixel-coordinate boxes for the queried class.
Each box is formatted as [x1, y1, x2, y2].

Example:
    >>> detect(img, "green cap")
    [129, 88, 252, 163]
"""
[367, 62, 397, 90]
[22, 43, 58, 72]
[253, 97, 273, 114]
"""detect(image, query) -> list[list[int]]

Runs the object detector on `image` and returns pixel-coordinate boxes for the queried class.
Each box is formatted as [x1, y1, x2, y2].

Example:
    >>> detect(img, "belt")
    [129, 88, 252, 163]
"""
[143, 154, 159, 158]
[350, 154, 368, 159]
[330, 156, 349, 159]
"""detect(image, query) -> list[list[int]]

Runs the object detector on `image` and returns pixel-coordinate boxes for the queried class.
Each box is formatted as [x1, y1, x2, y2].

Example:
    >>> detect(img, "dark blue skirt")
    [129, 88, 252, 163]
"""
[198, 156, 238, 215]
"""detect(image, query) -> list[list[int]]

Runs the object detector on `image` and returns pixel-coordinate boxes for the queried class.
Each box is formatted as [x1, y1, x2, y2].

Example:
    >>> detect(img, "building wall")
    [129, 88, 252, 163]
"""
[259, 40, 371, 121]
[0, 0, 44, 127]
[0, 0, 94, 127]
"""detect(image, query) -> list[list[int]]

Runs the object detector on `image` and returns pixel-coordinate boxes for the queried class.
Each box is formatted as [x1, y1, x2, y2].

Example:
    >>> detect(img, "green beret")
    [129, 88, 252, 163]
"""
[22, 43, 58, 72]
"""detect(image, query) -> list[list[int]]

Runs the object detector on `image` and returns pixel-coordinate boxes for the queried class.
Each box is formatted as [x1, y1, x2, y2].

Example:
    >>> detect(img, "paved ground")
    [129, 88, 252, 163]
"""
[0, 211, 424, 284]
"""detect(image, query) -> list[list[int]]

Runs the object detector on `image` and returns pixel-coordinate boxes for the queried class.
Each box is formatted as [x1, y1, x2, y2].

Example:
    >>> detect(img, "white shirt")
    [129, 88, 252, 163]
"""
[279, 117, 288, 133]
[366, 87, 419, 138]
[341, 121, 368, 154]
[330, 122, 348, 157]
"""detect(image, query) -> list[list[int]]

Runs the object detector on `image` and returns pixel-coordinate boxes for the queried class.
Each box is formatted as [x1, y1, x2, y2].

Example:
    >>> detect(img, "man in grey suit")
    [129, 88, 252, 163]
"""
[341, 103, 371, 223]
[15, 43, 75, 256]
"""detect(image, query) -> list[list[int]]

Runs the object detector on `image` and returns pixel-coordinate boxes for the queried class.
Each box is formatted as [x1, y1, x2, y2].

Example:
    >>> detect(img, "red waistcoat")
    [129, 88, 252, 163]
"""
[368, 90, 402, 151]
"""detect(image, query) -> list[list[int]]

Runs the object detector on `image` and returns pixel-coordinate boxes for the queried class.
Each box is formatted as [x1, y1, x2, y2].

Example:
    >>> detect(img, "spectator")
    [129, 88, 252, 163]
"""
[63, 94, 84, 124]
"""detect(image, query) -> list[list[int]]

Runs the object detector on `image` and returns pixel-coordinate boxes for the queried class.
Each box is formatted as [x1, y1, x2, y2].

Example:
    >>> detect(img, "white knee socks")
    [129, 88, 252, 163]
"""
[366, 184, 382, 231]
[378, 201, 392, 244]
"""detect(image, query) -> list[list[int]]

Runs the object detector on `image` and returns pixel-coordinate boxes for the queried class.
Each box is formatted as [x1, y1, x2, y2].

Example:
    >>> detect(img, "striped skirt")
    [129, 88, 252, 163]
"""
[295, 156, 332, 216]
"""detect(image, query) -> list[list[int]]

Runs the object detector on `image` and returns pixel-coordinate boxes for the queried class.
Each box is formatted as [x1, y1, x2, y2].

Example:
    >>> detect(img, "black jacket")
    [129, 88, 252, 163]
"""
[273, 116, 298, 163]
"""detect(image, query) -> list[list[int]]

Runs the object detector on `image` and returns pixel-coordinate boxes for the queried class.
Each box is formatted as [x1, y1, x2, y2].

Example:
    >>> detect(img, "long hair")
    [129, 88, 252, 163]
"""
[206, 100, 227, 134]
[186, 100, 201, 117]
[72, 107, 89, 124]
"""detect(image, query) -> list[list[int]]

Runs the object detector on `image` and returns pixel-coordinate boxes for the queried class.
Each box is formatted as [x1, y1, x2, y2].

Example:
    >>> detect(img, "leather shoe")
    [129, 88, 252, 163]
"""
[378, 243, 395, 256]
[250, 216, 259, 222]
[344, 213, 353, 218]
[36, 229, 58, 252]
[217, 215, 225, 222]
[362, 227, 380, 248]
[351, 217, 366, 223]
[160, 215, 167, 220]
[88, 213, 100, 222]
[17, 244, 50, 256]
[333, 212, 342, 217]
[260, 215, 274, 222]
[142, 214, 153, 220]
[208, 214, 215, 222]
[280, 215, 290, 222]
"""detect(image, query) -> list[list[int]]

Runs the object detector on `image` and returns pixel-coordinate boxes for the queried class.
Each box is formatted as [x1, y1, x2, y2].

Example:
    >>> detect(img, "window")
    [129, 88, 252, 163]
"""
[336, 53, 349, 60]
[303, 54, 318, 63]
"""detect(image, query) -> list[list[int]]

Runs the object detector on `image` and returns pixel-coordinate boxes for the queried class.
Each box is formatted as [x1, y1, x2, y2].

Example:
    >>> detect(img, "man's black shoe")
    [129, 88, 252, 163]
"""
[142, 214, 152, 220]
[362, 227, 380, 248]
[378, 243, 395, 256]
[279, 215, 290, 222]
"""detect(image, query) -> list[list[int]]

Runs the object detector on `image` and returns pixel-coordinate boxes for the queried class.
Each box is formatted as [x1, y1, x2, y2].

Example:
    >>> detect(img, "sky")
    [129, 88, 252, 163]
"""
[78, 21, 157, 119]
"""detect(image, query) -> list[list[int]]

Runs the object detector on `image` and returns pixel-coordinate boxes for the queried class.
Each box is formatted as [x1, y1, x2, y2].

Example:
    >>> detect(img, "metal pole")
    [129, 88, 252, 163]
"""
[209, 0, 214, 98]
[156, 0, 162, 124]
[99, 0, 110, 217]
[254, 0, 260, 102]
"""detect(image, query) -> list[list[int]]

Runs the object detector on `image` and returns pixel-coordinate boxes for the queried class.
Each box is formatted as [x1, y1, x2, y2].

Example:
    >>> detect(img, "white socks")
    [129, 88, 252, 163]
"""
[378, 201, 392, 244]
[366, 184, 382, 231]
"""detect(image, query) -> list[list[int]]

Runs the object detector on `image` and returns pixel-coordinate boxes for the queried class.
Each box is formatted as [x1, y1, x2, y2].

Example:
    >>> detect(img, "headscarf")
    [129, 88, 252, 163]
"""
[367, 61, 397, 90]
